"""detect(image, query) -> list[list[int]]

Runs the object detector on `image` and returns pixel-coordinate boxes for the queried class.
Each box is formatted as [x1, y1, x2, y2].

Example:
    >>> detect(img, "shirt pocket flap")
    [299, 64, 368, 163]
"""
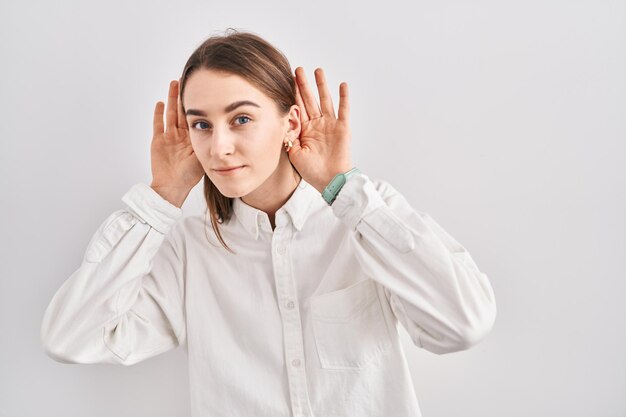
[310, 279, 376, 322]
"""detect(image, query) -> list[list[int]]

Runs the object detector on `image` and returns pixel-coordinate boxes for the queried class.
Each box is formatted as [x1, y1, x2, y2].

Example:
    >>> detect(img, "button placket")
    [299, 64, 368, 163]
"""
[271, 218, 314, 417]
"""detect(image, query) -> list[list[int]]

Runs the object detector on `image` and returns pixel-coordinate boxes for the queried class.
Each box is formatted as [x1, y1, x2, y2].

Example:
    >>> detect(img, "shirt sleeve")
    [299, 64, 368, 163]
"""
[40, 183, 187, 366]
[330, 172, 497, 355]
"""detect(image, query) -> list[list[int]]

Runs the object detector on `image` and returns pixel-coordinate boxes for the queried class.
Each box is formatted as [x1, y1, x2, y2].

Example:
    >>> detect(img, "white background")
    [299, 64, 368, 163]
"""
[1, 0, 624, 416]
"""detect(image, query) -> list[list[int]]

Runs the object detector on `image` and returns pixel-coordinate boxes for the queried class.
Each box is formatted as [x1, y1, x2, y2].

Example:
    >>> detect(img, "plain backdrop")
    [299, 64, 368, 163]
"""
[1, 0, 624, 416]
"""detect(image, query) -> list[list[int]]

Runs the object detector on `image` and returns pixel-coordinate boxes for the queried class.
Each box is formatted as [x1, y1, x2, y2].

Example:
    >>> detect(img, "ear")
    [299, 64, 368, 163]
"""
[285, 104, 301, 140]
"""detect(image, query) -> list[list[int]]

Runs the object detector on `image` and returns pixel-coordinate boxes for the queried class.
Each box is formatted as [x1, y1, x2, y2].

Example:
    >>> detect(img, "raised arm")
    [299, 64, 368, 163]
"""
[331, 172, 497, 355]
[40, 183, 187, 365]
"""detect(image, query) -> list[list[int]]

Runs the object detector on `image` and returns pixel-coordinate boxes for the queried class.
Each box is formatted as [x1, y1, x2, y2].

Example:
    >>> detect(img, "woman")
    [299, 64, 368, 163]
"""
[41, 29, 497, 417]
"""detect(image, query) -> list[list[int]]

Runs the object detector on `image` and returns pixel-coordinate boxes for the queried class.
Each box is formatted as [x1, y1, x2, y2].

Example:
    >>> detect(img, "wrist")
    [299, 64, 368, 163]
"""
[150, 184, 189, 208]
[320, 167, 361, 205]
[312, 165, 354, 194]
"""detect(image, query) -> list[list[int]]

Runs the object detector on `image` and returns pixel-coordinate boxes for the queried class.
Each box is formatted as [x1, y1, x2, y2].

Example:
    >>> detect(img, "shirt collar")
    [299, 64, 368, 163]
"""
[232, 177, 320, 240]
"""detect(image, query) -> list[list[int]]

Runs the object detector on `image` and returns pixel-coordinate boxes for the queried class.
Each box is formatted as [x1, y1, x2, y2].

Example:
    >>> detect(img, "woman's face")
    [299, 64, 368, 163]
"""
[182, 68, 299, 198]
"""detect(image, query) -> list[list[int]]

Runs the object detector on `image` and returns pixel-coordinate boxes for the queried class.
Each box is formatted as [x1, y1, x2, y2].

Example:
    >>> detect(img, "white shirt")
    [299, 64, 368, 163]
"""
[41, 171, 497, 417]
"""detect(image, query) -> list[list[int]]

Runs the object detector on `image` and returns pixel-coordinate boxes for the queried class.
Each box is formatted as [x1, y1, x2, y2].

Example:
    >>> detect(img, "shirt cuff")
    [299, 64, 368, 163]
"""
[121, 183, 184, 234]
[330, 172, 386, 230]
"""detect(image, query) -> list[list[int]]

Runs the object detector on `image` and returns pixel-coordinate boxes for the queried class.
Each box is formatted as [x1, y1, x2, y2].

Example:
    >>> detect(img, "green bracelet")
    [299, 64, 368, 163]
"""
[322, 167, 361, 205]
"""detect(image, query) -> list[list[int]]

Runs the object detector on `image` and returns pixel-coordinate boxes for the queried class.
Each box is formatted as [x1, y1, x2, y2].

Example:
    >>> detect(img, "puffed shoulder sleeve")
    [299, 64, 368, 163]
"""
[331, 172, 497, 354]
[40, 183, 187, 365]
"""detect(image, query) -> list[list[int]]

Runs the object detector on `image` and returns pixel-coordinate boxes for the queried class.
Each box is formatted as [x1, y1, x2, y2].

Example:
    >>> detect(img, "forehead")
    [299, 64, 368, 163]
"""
[183, 68, 268, 110]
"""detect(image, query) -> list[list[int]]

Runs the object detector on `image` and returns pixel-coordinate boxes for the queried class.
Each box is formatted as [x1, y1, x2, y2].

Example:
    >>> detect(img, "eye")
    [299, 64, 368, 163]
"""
[190, 115, 251, 131]
[234, 115, 251, 125]
[191, 120, 210, 130]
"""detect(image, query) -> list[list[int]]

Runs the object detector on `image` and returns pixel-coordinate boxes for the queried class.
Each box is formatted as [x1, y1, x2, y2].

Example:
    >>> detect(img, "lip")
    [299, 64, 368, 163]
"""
[213, 165, 246, 175]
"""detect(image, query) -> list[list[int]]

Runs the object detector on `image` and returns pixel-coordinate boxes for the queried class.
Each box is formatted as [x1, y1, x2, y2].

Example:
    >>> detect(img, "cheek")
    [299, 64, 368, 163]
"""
[189, 134, 208, 151]
[188, 135, 210, 164]
[257, 134, 283, 161]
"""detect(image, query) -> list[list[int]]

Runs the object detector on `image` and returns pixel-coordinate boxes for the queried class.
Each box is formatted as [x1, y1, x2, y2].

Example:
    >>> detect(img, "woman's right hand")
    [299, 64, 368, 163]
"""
[150, 79, 205, 207]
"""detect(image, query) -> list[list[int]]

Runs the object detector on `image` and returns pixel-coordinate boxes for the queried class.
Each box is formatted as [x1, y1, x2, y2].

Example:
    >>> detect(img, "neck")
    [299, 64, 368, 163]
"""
[241, 160, 301, 228]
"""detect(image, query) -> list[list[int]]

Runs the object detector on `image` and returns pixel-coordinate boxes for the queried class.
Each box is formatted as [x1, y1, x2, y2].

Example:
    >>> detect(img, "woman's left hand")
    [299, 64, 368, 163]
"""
[286, 67, 354, 194]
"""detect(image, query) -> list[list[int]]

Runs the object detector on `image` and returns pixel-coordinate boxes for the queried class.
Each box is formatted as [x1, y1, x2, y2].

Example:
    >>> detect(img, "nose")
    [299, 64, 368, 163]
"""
[209, 129, 236, 158]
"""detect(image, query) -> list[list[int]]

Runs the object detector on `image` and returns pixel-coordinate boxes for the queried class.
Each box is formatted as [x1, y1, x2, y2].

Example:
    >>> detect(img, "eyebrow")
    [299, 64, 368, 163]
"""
[185, 100, 261, 117]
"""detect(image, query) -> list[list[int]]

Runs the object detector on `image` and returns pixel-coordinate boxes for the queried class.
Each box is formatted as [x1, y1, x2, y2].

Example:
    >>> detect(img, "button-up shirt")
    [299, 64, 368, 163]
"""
[41, 171, 497, 417]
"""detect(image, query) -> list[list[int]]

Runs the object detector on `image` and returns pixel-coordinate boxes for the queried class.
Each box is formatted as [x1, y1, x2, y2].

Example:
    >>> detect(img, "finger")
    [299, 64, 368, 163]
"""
[165, 80, 178, 132]
[294, 67, 322, 119]
[153, 101, 165, 136]
[177, 77, 188, 130]
[294, 78, 309, 123]
[338, 82, 349, 122]
[314, 68, 336, 118]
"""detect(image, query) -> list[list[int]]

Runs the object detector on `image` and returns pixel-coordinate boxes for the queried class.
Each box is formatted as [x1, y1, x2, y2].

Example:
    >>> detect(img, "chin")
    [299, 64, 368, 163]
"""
[211, 180, 253, 199]
[212, 185, 243, 199]
[220, 190, 247, 199]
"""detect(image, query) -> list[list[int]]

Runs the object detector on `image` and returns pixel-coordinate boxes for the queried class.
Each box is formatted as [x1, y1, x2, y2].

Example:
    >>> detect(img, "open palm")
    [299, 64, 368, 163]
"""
[150, 80, 205, 191]
[287, 67, 354, 193]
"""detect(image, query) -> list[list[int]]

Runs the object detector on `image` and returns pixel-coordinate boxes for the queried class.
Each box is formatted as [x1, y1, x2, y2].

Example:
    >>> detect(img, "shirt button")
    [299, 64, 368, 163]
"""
[291, 359, 301, 367]
[277, 245, 286, 254]
[285, 300, 295, 309]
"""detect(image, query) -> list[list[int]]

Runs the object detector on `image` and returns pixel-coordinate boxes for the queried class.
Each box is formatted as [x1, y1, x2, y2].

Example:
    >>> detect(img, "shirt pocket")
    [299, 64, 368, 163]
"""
[310, 278, 393, 371]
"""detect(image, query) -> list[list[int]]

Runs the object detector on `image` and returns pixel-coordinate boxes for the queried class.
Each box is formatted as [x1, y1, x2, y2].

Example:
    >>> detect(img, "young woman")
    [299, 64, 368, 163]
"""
[41, 29, 497, 417]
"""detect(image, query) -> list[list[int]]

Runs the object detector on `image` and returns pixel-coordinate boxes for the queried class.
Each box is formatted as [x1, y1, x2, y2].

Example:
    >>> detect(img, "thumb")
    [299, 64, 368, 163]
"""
[287, 137, 304, 155]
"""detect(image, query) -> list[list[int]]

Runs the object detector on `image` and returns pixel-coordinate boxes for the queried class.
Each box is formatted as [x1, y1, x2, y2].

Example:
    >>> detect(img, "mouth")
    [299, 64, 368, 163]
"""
[213, 165, 246, 174]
